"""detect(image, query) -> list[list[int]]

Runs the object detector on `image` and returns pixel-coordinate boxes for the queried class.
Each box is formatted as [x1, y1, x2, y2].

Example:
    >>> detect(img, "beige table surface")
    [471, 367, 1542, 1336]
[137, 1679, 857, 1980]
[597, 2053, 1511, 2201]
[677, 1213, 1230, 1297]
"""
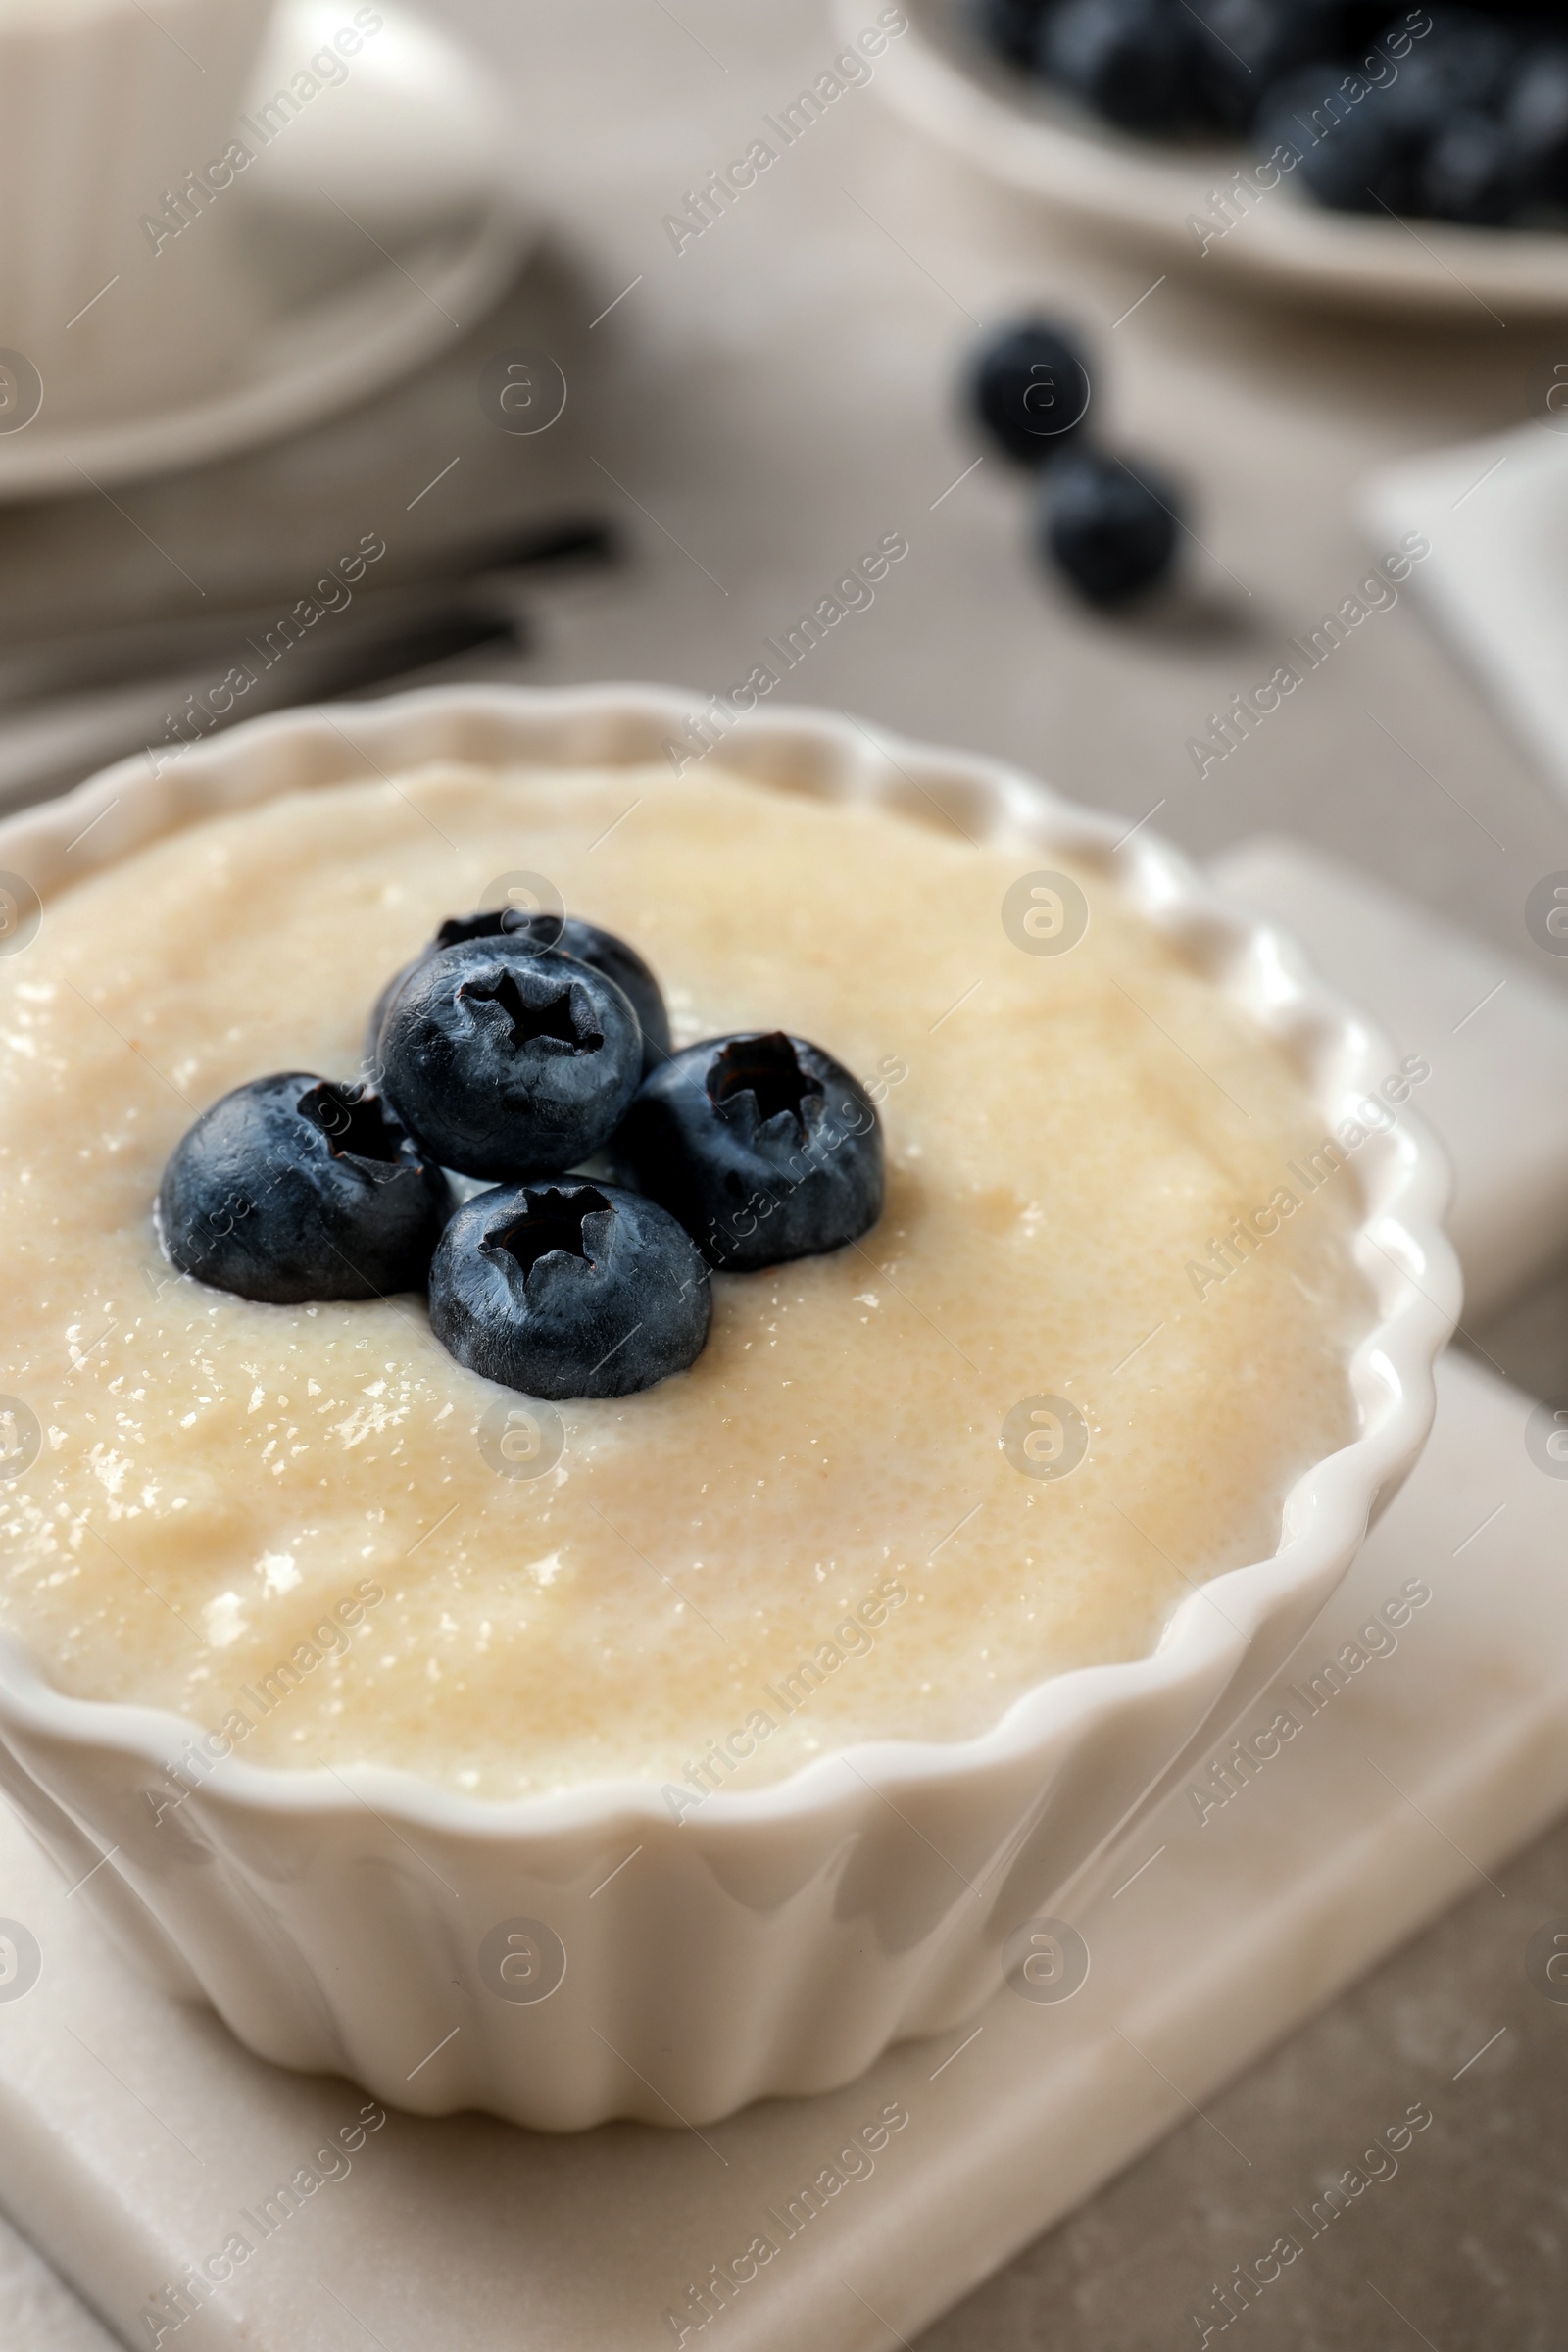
[2, 3, 1567, 2344]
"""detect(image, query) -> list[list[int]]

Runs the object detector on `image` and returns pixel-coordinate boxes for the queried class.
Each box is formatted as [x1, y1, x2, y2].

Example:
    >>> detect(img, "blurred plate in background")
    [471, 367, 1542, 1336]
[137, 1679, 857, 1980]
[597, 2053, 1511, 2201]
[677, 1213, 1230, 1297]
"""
[0, 2, 534, 499]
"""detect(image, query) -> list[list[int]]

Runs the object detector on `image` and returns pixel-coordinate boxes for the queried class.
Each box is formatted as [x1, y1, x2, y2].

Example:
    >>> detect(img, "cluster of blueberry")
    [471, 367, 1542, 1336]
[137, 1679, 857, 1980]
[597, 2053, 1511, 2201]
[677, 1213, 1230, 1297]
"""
[967, 317, 1182, 607]
[980, 1, 1568, 228]
[158, 908, 884, 1400]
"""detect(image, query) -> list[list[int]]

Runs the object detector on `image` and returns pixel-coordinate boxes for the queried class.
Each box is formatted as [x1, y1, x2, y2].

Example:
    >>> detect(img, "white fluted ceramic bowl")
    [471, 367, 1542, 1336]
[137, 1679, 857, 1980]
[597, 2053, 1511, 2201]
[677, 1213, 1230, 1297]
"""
[0, 684, 1458, 2130]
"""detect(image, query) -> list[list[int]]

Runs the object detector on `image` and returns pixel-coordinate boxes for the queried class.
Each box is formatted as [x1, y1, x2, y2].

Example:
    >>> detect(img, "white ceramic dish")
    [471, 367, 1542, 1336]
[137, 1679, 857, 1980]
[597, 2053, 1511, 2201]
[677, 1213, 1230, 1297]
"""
[0, 0, 276, 425]
[0, 1, 534, 498]
[853, 0, 1568, 320]
[0, 201, 531, 500]
[0, 683, 1458, 2132]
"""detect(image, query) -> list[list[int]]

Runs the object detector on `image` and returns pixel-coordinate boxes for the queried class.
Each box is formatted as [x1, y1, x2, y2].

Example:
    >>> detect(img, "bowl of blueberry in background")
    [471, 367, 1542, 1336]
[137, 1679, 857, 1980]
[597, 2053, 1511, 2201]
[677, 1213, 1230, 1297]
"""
[848, 0, 1568, 315]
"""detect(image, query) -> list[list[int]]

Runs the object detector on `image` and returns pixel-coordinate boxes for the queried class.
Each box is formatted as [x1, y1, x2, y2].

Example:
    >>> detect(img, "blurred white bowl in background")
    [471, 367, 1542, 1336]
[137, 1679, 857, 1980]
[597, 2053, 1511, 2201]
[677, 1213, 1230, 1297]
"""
[848, 0, 1568, 320]
[0, 1, 534, 497]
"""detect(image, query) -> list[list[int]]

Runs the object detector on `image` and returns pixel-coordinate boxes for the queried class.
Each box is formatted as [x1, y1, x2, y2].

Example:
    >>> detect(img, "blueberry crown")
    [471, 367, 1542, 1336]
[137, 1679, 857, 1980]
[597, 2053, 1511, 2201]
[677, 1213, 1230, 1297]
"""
[296, 1081, 412, 1167]
[490, 1185, 610, 1281]
[458, 967, 603, 1055]
[157, 905, 884, 1396]
[707, 1032, 823, 1141]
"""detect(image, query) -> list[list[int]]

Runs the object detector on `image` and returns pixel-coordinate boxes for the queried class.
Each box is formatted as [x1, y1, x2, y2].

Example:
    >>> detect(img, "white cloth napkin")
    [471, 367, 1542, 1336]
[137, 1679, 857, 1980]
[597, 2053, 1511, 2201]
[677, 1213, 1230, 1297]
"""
[1360, 423, 1568, 802]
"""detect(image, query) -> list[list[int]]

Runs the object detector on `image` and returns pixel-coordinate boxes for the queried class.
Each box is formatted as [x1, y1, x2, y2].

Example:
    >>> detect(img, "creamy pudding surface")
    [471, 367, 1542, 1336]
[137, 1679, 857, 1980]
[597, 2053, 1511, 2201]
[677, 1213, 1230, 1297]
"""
[0, 762, 1374, 1797]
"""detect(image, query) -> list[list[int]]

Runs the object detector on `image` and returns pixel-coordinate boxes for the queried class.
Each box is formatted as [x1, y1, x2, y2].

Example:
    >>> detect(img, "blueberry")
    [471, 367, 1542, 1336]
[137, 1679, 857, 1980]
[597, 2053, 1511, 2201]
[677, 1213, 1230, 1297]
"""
[1041, 449, 1180, 607]
[1508, 43, 1568, 205]
[1040, 0, 1198, 133]
[1256, 64, 1417, 212]
[1187, 0, 1350, 131]
[615, 1031, 883, 1271]
[1421, 108, 1524, 224]
[969, 318, 1093, 466]
[1371, 7, 1518, 139]
[975, 0, 1052, 69]
[158, 1074, 453, 1303]
[367, 910, 670, 1080]
[428, 1179, 710, 1398]
[377, 941, 643, 1181]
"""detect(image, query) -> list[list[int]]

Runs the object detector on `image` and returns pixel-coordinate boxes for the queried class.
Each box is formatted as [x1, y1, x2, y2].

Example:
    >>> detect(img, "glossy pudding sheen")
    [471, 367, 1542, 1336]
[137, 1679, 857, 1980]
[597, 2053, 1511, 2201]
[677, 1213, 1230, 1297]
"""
[0, 762, 1375, 1799]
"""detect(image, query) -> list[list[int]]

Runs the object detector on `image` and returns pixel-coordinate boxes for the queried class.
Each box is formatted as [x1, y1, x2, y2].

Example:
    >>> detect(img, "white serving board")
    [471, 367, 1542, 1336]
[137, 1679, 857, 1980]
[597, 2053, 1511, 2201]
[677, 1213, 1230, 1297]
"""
[0, 2212, 116, 2352]
[4, 840, 1568, 2352]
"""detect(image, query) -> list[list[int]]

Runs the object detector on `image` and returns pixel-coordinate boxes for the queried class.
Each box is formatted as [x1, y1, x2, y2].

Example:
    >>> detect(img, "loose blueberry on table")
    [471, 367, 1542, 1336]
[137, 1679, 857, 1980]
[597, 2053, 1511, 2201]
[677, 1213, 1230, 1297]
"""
[156, 913, 883, 1397]
[968, 317, 1183, 608]
[968, 317, 1093, 465]
[1042, 449, 1181, 607]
